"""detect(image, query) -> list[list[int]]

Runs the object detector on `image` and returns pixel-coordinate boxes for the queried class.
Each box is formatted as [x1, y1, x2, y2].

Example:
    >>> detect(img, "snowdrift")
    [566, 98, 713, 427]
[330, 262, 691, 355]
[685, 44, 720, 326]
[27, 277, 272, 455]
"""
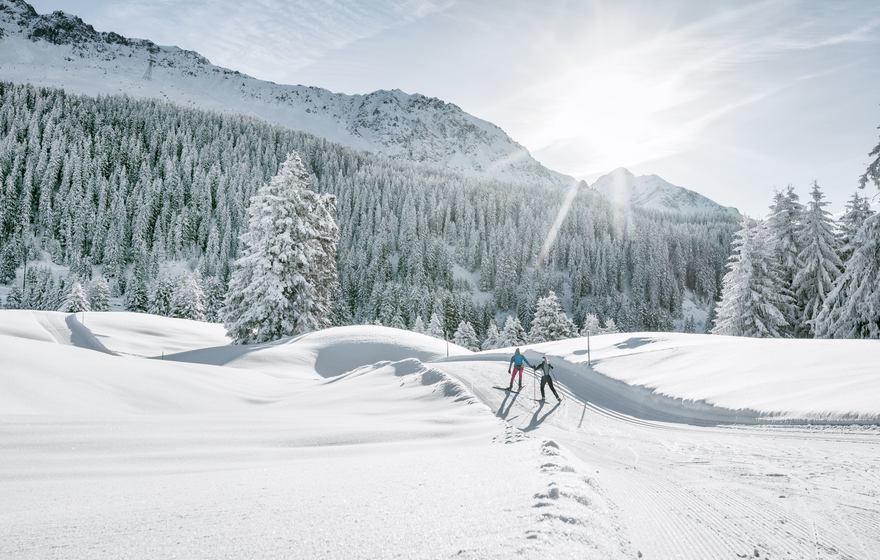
[163, 324, 472, 379]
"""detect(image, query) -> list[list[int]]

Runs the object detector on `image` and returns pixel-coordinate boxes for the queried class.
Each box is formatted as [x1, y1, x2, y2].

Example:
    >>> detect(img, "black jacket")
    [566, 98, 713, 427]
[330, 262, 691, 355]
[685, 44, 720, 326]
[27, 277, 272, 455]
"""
[534, 361, 553, 376]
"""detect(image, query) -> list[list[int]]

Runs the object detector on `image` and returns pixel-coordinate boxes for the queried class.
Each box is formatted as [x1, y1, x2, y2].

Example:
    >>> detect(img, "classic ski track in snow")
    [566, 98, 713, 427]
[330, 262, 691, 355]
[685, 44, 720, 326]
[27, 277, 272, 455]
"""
[434, 359, 880, 560]
[3, 313, 879, 559]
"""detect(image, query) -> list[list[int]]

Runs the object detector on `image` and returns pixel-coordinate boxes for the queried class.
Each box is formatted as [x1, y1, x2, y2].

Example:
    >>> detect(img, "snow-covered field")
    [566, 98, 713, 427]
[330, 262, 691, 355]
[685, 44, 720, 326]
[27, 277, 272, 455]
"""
[2, 311, 878, 559]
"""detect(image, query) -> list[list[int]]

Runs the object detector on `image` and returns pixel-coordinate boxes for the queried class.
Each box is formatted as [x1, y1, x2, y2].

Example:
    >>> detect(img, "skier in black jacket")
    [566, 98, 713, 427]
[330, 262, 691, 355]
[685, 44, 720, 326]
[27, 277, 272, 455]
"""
[534, 356, 561, 402]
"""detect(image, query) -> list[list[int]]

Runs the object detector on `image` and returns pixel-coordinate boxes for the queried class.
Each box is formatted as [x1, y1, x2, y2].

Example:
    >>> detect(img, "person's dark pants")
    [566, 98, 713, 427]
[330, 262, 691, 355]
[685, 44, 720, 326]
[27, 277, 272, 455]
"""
[540, 375, 559, 400]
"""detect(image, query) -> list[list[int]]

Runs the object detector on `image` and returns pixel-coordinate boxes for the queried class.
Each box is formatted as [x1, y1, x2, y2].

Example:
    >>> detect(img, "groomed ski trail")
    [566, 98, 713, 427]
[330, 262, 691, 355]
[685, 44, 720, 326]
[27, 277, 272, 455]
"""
[432, 356, 880, 560]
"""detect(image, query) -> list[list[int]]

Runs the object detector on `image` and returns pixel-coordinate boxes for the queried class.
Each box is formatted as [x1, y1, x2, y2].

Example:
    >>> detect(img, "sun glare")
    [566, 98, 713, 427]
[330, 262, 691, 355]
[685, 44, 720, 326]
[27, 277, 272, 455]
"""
[534, 60, 695, 177]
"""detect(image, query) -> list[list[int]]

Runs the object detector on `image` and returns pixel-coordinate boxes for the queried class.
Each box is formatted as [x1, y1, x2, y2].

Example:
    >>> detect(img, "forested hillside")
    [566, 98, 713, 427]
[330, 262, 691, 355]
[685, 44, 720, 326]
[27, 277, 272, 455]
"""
[0, 82, 738, 338]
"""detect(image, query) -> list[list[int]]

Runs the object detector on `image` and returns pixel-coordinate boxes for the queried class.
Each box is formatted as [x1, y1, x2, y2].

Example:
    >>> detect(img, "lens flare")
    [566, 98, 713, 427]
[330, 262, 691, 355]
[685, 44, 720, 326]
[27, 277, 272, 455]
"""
[536, 182, 580, 267]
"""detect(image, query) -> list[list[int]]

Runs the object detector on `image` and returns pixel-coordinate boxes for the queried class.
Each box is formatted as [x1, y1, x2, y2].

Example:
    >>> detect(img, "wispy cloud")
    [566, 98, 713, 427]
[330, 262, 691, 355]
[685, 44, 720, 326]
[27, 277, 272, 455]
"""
[482, 0, 880, 180]
[89, 0, 454, 83]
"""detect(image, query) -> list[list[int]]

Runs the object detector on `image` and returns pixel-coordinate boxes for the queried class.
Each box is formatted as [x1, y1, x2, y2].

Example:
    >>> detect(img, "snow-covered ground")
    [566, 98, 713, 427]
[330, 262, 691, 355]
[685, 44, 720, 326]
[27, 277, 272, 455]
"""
[2, 311, 878, 559]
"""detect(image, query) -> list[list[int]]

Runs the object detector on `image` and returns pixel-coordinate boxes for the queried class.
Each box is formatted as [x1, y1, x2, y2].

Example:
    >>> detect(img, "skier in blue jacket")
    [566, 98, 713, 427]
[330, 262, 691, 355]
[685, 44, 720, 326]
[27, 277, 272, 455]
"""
[507, 348, 532, 391]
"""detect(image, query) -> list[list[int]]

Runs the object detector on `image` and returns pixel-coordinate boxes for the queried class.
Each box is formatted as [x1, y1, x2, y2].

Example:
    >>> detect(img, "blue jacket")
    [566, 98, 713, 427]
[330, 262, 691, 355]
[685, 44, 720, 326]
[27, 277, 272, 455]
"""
[510, 353, 531, 368]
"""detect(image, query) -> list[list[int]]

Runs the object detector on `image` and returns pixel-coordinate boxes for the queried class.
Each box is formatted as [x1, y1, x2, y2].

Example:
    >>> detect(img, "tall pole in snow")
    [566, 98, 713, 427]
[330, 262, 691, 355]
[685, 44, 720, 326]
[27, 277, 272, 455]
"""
[22, 244, 27, 296]
[587, 332, 591, 367]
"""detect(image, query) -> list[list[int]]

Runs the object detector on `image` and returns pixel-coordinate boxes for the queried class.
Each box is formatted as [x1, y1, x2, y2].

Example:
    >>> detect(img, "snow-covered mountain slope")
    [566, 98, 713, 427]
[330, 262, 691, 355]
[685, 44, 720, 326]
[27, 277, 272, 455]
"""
[0, 0, 574, 187]
[590, 167, 738, 214]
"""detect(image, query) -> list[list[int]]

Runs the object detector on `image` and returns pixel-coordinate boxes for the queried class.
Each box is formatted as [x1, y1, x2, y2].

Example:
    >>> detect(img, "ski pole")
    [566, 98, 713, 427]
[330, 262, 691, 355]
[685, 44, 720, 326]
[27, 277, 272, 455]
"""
[533, 366, 536, 399]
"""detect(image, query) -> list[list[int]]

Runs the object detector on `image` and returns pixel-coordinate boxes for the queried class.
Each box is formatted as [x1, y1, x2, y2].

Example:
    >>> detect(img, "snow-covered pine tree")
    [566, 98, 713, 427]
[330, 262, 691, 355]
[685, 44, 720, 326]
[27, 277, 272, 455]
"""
[149, 273, 176, 316]
[0, 242, 20, 284]
[125, 262, 150, 313]
[712, 220, 792, 337]
[172, 270, 206, 322]
[837, 191, 873, 262]
[601, 317, 620, 334]
[858, 124, 880, 191]
[426, 312, 445, 339]
[529, 291, 577, 343]
[453, 321, 480, 351]
[580, 313, 601, 337]
[481, 322, 501, 350]
[5, 284, 23, 309]
[702, 304, 716, 334]
[814, 139, 880, 339]
[87, 275, 111, 312]
[412, 315, 426, 335]
[683, 315, 696, 334]
[765, 186, 803, 333]
[792, 182, 842, 336]
[60, 281, 90, 313]
[389, 314, 406, 330]
[813, 212, 880, 338]
[54, 275, 76, 312]
[200, 275, 226, 322]
[499, 315, 527, 348]
[224, 153, 339, 343]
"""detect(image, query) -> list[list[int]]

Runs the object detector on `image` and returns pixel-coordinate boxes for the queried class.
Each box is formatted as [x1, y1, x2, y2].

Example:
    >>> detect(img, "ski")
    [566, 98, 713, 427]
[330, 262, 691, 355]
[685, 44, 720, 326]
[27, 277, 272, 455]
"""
[531, 398, 563, 403]
[493, 386, 521, 393]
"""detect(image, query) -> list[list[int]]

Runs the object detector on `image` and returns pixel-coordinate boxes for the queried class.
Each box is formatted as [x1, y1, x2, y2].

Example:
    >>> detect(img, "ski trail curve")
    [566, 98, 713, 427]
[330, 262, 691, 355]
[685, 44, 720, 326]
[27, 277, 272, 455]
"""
[433, 357, 880, 560]
[31, 311, 115, 355]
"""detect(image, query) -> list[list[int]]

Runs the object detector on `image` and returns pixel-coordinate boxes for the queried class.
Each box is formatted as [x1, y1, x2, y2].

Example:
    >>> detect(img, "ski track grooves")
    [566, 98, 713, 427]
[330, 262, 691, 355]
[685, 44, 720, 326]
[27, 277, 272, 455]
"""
[437, 358, 880, 560]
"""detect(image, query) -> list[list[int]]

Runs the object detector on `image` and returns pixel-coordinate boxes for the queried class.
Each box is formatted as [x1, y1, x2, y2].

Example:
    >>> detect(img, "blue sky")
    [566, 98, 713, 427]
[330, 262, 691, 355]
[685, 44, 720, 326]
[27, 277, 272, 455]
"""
[28, 0, 880, 217]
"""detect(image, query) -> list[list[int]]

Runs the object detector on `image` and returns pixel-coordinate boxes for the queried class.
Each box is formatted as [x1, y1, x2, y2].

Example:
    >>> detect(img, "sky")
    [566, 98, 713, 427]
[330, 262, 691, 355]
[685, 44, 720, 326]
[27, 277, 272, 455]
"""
[27, 0, 880, 217]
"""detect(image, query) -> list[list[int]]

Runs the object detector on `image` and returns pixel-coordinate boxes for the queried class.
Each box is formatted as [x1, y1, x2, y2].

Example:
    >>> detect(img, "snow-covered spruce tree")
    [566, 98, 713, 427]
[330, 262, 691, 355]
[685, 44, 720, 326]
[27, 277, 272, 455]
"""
[712, 220, 792, 337]
[5, 285, 23, 309]
[529, 291, 578, 343]
[858, 124, 880, 191]
[837, 191, 873, 262]
[200, 275, 226, 323]
[412, 315, 426, 335]
[481, 322, 501, 350]
[601, 317, 621, 334]
[765, 186, 803, 332]
[149, 274, 176, 316]
[390, 314, 406, 330]
[426, 312, 445, 339]
[124, 262, 150, 313]
[814, 140, 880, 339]
[792, 182, 842, 336]
[580, 313, 601, 337]
[813, 212, 880, 338]
[499, 315, 527, 347]
[60, 281, 90, 313]
[0, 242, 21, 284]
[171, 271, 206, 322]
[87, 276, 111, 312]
[225, 153, 339, 344]
[453, 321, 480, 351]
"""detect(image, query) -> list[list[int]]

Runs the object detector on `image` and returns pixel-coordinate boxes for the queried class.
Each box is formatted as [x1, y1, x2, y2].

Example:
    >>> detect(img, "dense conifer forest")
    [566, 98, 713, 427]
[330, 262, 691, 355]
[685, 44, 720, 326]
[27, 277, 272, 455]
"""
[0, 82, 739, 339]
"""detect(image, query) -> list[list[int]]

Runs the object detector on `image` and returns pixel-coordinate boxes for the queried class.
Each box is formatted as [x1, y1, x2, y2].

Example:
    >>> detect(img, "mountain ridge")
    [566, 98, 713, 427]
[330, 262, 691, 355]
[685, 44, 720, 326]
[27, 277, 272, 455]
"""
[0, 0, 574, 187]
[590, 167, 738, 215]
[1, 0, 734, 213]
